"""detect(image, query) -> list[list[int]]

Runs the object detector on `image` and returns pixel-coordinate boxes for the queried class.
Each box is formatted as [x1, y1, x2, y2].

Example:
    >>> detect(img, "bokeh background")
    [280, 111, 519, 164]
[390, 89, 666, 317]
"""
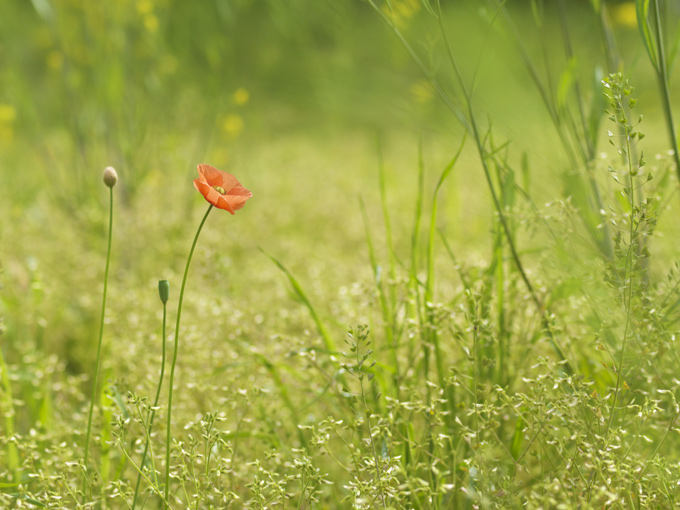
[1, 0, 679, 446]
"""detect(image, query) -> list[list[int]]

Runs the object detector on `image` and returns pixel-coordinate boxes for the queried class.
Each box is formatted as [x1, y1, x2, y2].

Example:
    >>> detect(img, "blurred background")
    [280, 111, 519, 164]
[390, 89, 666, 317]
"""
[0, 0, 678, 381]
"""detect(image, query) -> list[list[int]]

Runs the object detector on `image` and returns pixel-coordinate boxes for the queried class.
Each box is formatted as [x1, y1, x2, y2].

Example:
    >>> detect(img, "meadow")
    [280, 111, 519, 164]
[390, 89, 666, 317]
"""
[2, 0, 680, 508]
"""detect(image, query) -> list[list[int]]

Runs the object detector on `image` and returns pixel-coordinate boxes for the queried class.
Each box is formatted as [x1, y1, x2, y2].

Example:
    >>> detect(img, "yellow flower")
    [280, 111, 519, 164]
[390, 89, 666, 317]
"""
[382, 0, 421, 29]
[0, 105, 15, 142]
[221, 114, 244, 137]
[233, 88, 250, 106]
[144, 14, 159, 33]
[136, 0, 153, 14]
[0, 105, 17, 124]
[611, 2, 636, 29]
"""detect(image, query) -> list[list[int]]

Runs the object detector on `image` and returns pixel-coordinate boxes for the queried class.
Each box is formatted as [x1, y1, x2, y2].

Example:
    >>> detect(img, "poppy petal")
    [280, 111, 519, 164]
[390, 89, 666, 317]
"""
[226, 183, 253, 197]
[195, 164, 252, 213]
[193, 179, 224, 208]
[216, 194, 236, 214]
[218, 172, 241, 192]
[197, 164, 224, 187]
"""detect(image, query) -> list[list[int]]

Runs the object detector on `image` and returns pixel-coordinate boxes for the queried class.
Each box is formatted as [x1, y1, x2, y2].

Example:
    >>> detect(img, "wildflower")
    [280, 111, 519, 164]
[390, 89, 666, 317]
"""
[0, 104, 16, 142]
[221, 114, 244, 137]
[611, 2, 636, 29]
[136, 0, 153, 14]
[193, 164, 252, 214]
[144, 14, 158, 33]
[382, 0, 420, 29]
[0, 105, 16, 124]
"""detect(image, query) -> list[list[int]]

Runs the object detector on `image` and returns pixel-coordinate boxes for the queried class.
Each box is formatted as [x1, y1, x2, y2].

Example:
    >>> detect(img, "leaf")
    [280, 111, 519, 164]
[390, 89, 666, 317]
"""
[668, 18, 680, 73]
[636, 0, 659, 70]
[420, 0, 437, 17]
[557, 56, 578, 111]
[510, 415, 525, 460]
[259, 248, 337, 354]
[588, 67, 606, 150]
[521, 151, 531, 193]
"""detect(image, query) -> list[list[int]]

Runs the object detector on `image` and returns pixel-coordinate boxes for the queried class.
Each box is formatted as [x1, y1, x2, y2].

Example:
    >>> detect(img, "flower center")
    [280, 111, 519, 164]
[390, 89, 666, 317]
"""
[212, 185, 226, 195]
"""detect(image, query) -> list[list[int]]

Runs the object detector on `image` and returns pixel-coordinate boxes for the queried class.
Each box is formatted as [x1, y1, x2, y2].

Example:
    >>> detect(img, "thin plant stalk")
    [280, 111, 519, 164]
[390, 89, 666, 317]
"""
[358, 197, 398, 395]
[605, 89, 638, 437]
[424, 134, 467, 389]
[367, 0, 540, 314]
[495, 0, 614, 258]
[0, 345, 19, 479]
[164, 204, 213, 507]
[132, 283, 169, 509]
[82, 185, 114, 499]
[650, 0, 680, 180]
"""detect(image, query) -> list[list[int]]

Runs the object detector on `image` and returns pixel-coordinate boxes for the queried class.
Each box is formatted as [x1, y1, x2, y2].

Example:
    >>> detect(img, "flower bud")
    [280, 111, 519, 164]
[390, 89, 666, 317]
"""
[103, 166, 118, 188]
[158, 280, 169, 305]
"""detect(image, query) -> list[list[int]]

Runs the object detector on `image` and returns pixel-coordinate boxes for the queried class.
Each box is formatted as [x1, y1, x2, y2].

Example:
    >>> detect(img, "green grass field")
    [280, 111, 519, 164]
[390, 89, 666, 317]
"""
[3, 0, 680, 508]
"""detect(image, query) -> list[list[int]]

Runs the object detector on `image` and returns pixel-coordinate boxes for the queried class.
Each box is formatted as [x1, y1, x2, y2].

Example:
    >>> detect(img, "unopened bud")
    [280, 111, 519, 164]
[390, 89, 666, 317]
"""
[158, 280, 169, 305]
[103, 166, 118, 188]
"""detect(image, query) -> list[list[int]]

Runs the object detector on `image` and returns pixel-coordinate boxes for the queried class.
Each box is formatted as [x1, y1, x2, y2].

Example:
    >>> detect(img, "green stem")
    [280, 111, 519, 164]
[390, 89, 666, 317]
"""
[605, 101, 637, 438]
[651, 0, 680, 181]
[164, 205, 212, 507]
[132, 302, 167, 508]
[0, 344, 19, 478]
[82, 186, 114, 500]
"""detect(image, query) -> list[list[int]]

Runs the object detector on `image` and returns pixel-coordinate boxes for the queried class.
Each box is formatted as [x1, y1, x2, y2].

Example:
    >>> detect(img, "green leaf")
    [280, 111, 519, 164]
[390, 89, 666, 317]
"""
[420, 0, 437, 17]
[636, 0, 659, 69]
[510, 415, 525, 460]
[557, 56, 578, 111]
[259, 248, 337, 354]
[668, 18, 680, 73]
[588, 67, 606, 149]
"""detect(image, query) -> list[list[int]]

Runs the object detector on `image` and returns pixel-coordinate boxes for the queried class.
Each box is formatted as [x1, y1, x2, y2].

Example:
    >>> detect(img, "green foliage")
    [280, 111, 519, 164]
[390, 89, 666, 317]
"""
[3, 0, 680, 508]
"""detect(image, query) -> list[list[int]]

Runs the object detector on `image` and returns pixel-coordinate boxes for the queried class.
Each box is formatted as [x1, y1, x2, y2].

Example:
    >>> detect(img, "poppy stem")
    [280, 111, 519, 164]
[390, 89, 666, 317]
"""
[82, 186, 114, 501]
[131, 284, 168, 509]
[164, 204, 213, 507]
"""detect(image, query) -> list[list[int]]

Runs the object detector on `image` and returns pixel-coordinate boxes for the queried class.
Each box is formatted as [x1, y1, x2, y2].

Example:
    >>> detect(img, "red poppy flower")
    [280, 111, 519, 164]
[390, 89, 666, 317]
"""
[193, 164, 253, 214]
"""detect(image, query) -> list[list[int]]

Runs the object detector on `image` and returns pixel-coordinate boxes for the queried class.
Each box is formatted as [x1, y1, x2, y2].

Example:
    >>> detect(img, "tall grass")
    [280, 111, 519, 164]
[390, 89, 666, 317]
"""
[2, 0, 680, 508]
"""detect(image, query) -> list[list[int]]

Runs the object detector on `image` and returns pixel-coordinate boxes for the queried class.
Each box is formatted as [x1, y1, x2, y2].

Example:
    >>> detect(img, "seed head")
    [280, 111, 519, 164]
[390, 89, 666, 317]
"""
[103, 166, 118, 188]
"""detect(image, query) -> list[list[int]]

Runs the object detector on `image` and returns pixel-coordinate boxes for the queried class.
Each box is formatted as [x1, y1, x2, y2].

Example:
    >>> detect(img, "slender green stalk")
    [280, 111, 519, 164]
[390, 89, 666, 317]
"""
[496, 0, 613, 258]
[164, 205, 213, 507]
[82, 185, 114, 500]
[132, 292, 168, 508]
[377, 149, 401, 386]
[358, 354, 386, 509]
[358, 197, 398, 394]
[424, 134, 467, 388]
[0, 344, 19, 479]
[118, 440, 171, 509]
[651, 0, 680, 181]
[605, 97, 637, 437]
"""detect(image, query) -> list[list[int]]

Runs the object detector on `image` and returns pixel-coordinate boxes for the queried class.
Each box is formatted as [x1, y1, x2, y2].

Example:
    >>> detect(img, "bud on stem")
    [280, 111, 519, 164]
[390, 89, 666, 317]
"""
[158, 280, 169, 305]
[103, 166, 118, 188]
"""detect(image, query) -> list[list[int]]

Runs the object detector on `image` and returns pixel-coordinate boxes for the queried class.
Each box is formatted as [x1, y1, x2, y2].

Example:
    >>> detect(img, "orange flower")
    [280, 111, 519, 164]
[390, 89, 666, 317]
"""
[193, 164, 252, 214]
